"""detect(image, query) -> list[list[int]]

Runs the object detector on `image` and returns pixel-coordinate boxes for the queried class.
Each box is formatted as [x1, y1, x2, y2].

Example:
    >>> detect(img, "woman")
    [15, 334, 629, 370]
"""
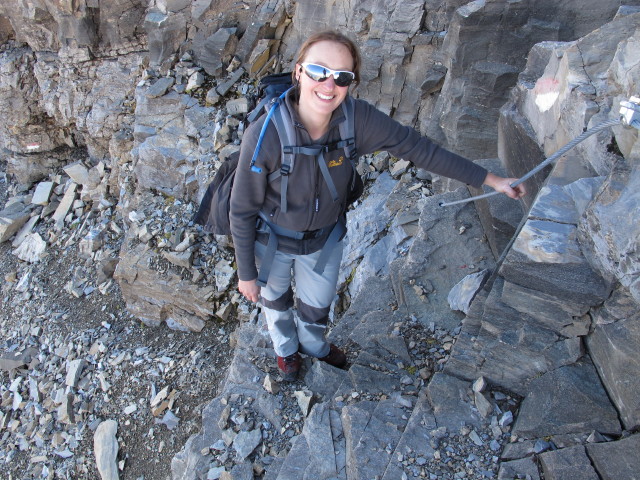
[230, 31, 525, 381]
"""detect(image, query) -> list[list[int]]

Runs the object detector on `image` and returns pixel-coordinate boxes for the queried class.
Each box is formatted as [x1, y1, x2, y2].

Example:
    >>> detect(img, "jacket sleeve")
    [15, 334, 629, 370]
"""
[353, 99, 488, 187]
[229, 119, 280, 281]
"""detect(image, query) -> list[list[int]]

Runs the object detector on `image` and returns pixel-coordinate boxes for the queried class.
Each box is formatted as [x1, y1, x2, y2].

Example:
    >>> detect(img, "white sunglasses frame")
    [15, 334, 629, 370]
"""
[299, 62, 355, 87]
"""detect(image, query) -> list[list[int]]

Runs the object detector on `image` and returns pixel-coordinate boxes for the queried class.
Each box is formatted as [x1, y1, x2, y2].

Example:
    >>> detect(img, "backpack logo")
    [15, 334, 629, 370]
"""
[328, 156, 344, 168]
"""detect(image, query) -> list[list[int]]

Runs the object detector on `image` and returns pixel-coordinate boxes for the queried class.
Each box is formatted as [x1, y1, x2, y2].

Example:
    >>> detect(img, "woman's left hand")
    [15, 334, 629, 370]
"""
[483, 173, 527, 199]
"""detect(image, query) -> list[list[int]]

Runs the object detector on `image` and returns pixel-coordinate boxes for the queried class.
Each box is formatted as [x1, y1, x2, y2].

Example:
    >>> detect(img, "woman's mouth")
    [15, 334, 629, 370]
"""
[315, 91, 335, 101]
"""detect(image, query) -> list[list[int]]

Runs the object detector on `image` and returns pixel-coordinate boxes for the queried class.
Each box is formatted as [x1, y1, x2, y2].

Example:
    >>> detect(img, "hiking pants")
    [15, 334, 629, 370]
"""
[255, 240, 343, 358]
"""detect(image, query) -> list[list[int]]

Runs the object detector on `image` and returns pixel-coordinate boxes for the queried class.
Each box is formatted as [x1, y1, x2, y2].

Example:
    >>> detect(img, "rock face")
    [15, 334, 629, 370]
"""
[1, 1, 640, 480]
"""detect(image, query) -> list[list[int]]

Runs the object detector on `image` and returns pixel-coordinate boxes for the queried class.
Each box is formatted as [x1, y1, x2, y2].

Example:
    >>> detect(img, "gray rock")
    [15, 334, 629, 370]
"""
[426, 373, 483, 432]
[579, 161, 640, 303]
[185, 71, 204, 93]
[195, 27, 238, 77]
[226, 97, 249, 116]
[94, 420, 119, 480]
[470, 158, 525, 257]
[587, 312, 640, 430]
[275, 402, 339, 480]
[445, 278, 584, 395]
[232, 429, 261, 461]
[501, 218, 609, 306]
[63, 162, 91, 186]
[31, 181, 54, 205]
[390, 187, 495, 331]
[79, 229, 105, 258]
[381, 392, 437, 480]
[65, 359, 87, 388]
[216, 67, 245, 96]
[294, 390, 314, 417]
[171, 398, 228, 479]
[348, 363, 403, 395]
[12, 233, 46, 263]
[213, 259, 235, 292]
[146, 77, 175, 98]
[303, 361, 349, 401]
[512, 361, 621, 439]
[539, 445, 600, 480]
[499, 281, 590, 336]
[0, 348, 38, 371]
[498, 457, 541, 480]
[0, 201, 32, 243]
[52, 184, 78, 229]
[474, 391, 493, 418]
[114, 239, 216, 332]
[145, 10, 186, 67]
[448, 269, 490, 314]
[586, 434, 640, 480]
[340, 172, 397, 294]
[344, 399, 408, 480]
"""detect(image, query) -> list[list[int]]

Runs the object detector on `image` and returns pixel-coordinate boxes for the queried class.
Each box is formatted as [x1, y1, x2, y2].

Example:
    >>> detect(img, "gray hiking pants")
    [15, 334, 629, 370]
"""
[255, 240, 343, 358]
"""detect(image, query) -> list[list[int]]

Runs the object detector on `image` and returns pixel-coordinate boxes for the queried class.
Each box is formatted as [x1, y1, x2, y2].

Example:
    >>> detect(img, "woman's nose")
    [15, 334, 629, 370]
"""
[322, 75, 336, 88]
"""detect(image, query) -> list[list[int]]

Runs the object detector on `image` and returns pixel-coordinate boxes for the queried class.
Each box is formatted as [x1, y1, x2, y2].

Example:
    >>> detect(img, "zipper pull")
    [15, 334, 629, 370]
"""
[315, 197, 319, 212]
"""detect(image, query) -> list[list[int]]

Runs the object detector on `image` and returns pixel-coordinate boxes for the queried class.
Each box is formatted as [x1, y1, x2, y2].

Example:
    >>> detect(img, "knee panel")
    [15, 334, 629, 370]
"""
[297, 299, 330, 325]
[260, 287, 294, 312]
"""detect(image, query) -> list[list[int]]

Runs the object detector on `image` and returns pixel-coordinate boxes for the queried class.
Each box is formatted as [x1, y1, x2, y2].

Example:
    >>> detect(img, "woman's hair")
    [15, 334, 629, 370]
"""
[292, 30, 361, 87]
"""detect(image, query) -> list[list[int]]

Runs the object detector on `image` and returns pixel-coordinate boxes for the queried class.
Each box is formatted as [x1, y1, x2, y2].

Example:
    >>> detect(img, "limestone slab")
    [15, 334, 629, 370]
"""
[501, 218, 609, 305]
[539, 445, 599, 480]
[587, 316, 640, 430]
[512, 361, 621, 439]
[0, 202, 31, 243]
[586, 434, 640, 480]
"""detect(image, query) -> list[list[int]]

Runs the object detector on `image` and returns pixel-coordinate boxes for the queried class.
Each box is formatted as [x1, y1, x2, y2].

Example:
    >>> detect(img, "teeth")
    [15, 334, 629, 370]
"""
[316, 92, 334, 100]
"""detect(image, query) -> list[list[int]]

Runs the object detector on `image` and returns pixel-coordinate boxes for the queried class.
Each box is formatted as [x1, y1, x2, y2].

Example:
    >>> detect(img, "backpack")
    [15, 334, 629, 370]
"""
[193, 72, 363, 285]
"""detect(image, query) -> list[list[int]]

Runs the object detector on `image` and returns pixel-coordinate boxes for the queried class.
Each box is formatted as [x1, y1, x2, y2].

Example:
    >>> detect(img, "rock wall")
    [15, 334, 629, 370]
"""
[447, 6, 640, 435]
[3, 0, 638, 171]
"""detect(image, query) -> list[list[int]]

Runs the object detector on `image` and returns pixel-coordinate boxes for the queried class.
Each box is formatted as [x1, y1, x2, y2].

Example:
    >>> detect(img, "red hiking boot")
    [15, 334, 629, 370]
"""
[277, 352, 301, 381]
[319, 344, 347, 369]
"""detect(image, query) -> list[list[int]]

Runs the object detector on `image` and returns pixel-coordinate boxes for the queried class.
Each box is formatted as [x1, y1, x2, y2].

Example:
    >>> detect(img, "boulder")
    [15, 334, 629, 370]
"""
[587, 290, 640, 430]
[114, 240, 217, 332]
[0, 201, 31, 243]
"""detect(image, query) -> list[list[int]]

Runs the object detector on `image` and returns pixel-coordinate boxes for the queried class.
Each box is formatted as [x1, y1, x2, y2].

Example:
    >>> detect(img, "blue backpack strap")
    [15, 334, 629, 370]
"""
[249, 88, 293, 174]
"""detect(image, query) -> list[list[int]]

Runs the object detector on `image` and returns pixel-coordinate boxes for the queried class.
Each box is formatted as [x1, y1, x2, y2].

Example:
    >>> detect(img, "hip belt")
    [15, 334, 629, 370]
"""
[255, 211, 346, 287]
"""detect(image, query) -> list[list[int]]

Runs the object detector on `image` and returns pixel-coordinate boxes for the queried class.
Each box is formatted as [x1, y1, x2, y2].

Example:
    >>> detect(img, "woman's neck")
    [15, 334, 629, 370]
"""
[295, 104, 331, 141]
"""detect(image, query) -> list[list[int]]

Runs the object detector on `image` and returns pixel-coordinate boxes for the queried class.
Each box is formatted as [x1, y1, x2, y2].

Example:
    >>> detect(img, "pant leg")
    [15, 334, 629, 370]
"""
[293, 241, 344, 358]
[254, 241, 298, 357]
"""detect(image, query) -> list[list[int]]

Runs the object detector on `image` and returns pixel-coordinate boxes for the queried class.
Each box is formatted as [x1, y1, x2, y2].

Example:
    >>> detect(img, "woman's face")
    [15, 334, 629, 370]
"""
[295, 40, 354, 119]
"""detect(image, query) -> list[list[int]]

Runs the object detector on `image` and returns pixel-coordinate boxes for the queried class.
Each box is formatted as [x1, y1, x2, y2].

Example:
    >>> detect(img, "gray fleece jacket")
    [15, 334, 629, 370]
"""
[230, 90, 488, 282]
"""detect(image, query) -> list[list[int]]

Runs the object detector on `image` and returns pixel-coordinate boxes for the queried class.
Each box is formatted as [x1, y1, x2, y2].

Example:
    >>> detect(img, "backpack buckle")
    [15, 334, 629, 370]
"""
[280, 163, 291, 176]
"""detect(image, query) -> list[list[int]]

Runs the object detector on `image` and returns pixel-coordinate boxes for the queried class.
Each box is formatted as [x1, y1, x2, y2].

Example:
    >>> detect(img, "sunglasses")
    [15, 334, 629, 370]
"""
[300, 62, 355, 87]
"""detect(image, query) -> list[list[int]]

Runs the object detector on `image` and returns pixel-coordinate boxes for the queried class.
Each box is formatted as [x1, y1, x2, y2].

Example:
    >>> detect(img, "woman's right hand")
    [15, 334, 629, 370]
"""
[238, 278, 261, 303]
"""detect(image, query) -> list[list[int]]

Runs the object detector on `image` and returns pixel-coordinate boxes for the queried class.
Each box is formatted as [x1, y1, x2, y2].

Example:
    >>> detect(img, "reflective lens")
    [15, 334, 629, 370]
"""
[301, 62, 355, 87]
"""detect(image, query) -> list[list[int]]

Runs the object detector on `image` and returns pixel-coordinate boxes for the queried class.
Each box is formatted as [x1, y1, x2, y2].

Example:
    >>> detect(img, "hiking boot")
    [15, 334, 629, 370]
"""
[318, 344, 347, 369]
[277, 352, 301, 381]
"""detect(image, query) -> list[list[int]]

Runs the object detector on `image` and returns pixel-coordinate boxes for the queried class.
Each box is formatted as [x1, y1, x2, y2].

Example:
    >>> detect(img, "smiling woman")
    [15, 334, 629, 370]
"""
[229, 30, 526, 381]
[294, 38, 356, 138]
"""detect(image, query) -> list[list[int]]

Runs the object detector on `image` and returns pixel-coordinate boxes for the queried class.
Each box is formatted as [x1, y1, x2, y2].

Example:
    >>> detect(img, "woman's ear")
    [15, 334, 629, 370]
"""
[294, 64, 302, 84]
